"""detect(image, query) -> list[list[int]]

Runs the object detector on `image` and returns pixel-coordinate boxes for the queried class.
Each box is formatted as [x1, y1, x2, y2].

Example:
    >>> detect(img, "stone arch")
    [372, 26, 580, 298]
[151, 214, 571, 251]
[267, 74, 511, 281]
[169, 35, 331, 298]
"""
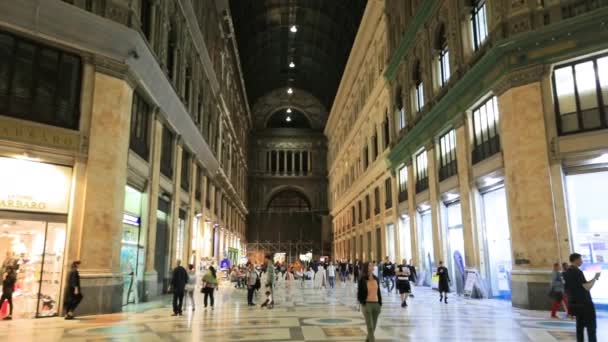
[264, 185, 313, 211]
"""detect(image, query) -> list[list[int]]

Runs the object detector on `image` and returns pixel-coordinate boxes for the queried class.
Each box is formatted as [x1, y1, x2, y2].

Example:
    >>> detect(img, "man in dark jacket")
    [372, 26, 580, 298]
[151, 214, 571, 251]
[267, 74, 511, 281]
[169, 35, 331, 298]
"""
[171, 260, 189, 316]
[564, 253, 600, 342]
[64, 261, 82, 320]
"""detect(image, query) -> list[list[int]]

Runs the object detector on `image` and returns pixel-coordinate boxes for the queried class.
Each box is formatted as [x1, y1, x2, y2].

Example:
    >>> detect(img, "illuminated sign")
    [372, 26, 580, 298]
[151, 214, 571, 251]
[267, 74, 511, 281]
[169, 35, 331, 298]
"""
[123, 213, 141, 226]
[0, 157, 72, 214]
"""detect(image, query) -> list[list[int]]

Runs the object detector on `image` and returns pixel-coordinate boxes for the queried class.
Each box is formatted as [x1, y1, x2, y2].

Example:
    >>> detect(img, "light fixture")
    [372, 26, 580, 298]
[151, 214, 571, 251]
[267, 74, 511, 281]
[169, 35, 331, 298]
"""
[286, 108, 292, 113]
[591, 153, 608, 164]
[483, 176, 501, 187]
[290, 25, 298, 33]
[287, 88, 293, 95]
[289, 61, 295, 68]
[444, 192, 460, 201]
[286, 116, 292, 122]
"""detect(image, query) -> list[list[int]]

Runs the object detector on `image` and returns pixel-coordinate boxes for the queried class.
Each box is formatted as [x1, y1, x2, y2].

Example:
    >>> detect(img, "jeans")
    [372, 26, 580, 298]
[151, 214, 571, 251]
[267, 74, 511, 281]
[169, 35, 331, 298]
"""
[0, 292, 13, 316]
[204, 289, 214, 307]
[173, 290, 184, 314]
[575, 305, 596, 342]
[383, 276, 394, 292]
[361, 302, 381, 342]
[329, 276, 335, 288]
[185, 289, 195, 310]
[247, 286, 255, 304]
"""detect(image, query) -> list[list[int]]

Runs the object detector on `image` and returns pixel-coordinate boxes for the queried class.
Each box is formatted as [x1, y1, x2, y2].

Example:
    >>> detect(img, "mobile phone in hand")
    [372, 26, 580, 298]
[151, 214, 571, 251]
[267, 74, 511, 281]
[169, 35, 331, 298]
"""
[595, 272, 601, 280]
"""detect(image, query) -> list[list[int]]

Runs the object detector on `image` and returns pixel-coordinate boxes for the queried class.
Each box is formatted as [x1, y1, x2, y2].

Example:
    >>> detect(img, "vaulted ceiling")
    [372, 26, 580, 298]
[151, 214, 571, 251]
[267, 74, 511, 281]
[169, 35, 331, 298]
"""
[230, 0, 366, 113]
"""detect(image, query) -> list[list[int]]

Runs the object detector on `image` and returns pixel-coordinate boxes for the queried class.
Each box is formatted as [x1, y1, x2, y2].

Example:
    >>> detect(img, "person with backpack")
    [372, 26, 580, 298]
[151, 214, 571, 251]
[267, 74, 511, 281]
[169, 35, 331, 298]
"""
[1, 265, 17, 320]
[246, 263, 259, 306]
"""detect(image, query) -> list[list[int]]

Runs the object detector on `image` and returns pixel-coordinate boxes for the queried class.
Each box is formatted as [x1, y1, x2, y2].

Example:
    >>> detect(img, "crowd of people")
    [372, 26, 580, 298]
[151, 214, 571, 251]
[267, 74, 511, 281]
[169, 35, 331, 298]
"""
[0, 251, 600, 342]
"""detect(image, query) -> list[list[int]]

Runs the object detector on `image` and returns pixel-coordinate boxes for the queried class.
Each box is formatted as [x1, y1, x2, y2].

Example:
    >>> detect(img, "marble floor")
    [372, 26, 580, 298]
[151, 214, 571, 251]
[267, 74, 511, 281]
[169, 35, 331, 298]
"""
[1, 280, 607, 341]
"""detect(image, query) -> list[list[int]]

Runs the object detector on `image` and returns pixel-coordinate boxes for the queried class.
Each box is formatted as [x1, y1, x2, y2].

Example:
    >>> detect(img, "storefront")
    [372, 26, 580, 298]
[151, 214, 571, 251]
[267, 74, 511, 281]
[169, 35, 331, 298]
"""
[0, 156, 71, 318]
[385, 224, 396, 263]
[120, 186, 144, 306]
[442, 197, 466, 295]
[565, 166, 608, 305]
[417, 205, 434, 286]
[154, 197, 171, 294]
[398, 214, 411, 264]
[479, 184, 512, 299]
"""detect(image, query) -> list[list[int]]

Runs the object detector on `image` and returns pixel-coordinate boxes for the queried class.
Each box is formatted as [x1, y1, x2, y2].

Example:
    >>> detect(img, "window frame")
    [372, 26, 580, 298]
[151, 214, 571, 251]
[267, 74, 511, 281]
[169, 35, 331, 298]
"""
[438, 129, 457, 181]
[129, 91, 151, 160]
[385, 177, 393, 209]
[552, 53, 608, 135]
[415, 150, 429, 193]
[470, 0, 489, 51]
[0, 30, 82, 130]
[398, 165, 408, 202]
[471, 96, 501, 164]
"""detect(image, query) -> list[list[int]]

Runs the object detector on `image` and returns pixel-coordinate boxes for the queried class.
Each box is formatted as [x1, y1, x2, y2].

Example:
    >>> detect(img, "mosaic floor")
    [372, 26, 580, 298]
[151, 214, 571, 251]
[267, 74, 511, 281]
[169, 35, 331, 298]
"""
[1, 279, 607, 341]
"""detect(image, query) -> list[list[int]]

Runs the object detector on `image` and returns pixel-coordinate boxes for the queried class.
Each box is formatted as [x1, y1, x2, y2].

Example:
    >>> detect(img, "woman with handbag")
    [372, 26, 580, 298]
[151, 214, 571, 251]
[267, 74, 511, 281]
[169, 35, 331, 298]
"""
[202, 266, 218, 310]
[550, 262, 568, 318]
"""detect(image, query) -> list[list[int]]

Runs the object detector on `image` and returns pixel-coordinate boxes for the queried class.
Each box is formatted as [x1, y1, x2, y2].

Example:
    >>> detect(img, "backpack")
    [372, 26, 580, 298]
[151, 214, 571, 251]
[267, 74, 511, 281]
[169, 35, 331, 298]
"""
[254, 274, 261, 290]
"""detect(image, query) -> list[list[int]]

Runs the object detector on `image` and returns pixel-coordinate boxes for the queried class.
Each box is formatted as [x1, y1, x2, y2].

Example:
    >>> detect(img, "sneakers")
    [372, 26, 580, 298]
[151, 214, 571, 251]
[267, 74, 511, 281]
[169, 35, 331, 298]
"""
[401, 301, 407, 308]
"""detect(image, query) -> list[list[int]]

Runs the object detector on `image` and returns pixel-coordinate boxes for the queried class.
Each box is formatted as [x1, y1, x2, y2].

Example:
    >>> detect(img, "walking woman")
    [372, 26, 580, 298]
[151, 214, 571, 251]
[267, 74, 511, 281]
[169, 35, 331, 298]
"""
[64, 261, 83, 320]
[185, 264, 197, 311]
[437, 261, 450, 304]
[395, 264, 411, 307]
[357, 262, 382, 342]
[550, 262, 568, 318]
[1, 265, 16, 320]
[202, 266, 218, 310]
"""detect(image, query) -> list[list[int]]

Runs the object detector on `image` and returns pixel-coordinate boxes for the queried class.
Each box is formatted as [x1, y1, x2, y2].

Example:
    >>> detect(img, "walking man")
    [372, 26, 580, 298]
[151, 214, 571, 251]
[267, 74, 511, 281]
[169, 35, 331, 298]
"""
[564, 253, 600, 342]
[171, 260, 188, 316]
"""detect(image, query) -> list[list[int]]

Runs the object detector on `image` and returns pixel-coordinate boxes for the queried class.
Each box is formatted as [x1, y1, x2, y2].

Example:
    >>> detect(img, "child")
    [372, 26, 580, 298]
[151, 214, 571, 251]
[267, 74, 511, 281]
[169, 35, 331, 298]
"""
[260, 289, 273, 308]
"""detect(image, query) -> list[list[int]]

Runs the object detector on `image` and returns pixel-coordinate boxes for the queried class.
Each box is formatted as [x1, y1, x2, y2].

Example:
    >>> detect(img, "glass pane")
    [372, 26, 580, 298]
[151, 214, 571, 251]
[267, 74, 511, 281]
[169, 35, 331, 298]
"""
[597, 57, 608, 113]
[473, 109, 483, 145]
[34, 49, 59, 122]
[480, 103, 489, 142]
[555, 67, 577, 115]
[10, 41, 36, 116]
[37, 222, 66, 317]
[399, 215, 412, 262]
[444, 50, 450, 81]
[0, 33, 13, 102]
[0, 219, 46, 318]
[56, 54, 80, 128]
[575, 61, 598, 110]
[482, 187, 512, 299]
[566, 171, 608, 304]
[419, 211, 434, 285]
[479, 5, 488, 43]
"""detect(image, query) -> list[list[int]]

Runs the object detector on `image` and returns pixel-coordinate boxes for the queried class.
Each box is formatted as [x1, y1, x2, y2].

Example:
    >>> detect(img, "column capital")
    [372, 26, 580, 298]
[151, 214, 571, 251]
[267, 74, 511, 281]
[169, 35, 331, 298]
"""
[85, 54, 138, 90]
[493, 64, 547, 97]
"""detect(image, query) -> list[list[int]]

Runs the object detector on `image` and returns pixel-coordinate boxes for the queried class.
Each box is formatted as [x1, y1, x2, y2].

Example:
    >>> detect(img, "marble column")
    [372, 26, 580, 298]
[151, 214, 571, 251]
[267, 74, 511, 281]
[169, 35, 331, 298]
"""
[77, 72, 133, 315]
[143, 117, 163, 300]
[455, 118, 481, 269]
[499, 81, 559, 310]
[426, 144, 445, 264]
[406, 161, 419, 266]
[169, 144, 183, 269]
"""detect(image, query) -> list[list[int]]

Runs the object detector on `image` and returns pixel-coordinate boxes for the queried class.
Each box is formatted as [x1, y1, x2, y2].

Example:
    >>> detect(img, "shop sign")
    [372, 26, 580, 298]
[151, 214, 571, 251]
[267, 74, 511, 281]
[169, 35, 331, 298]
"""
[0, 157, 72, 214]
[123, 213, 141, 226]
[0, 116, 80, 151]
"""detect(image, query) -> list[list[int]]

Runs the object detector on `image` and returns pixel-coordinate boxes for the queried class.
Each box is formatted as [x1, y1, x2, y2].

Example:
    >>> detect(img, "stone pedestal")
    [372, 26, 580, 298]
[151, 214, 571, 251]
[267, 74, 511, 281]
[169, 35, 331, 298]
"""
[76, 72, 133, 315]
[499, 82, 559, 309]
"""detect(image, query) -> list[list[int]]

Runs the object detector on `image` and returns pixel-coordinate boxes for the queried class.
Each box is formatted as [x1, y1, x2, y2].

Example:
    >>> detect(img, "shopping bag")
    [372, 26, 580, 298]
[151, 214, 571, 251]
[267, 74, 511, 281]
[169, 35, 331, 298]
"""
[0, 299, 7, 316]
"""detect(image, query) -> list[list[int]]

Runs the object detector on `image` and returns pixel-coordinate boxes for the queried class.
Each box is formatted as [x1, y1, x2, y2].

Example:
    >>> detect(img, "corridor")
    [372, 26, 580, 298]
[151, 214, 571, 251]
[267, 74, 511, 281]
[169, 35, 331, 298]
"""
[1, 281, 605, 341]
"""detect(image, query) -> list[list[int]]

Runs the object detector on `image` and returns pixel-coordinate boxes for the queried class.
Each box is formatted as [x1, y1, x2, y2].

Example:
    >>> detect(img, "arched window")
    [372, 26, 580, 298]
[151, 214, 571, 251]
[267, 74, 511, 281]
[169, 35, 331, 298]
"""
[267, 190, 311, 212]
[436, 24, 450, 87]
[412, 61, 424, 113]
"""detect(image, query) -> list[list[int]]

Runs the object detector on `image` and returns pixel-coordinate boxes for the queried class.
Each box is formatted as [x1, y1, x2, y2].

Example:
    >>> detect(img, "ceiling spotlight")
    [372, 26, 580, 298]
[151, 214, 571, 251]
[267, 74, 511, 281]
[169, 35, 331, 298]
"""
[286, 116, 292, 122]
[286, 108, 292, 113]
[287, 88, 293, 95]
[289, 61, 295, 68]
[290, 25, 298, 33]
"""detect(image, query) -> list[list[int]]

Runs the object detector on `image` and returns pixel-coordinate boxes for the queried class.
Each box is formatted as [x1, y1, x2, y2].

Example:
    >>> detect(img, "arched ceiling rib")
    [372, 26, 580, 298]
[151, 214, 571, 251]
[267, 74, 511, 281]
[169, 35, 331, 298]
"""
[230, 0, 366, 112]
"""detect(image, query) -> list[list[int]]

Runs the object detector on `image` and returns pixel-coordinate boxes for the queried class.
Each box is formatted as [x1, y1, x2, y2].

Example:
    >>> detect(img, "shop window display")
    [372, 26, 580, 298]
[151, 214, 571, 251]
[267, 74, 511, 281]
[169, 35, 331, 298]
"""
[566, 171, 608, 305]
[0, 220, 65, 318]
